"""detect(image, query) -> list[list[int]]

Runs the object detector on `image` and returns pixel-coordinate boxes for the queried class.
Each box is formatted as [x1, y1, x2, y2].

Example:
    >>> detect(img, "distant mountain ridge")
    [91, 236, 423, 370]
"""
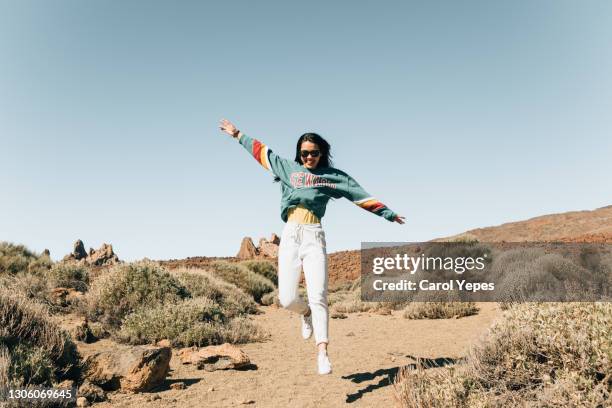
[443, 205, 612, 243]
[327, 204, 612, 283]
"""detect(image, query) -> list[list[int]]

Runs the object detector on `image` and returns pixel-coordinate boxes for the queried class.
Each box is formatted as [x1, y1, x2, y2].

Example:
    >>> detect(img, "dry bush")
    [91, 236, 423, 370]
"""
[261, 289, 279, 306]
[117, 297, 224, 346]
[0, 242, 52, 276]
[213, 315, 270, 344]
[0, 289, 79, 387]
[0, 272, 50, 305]
[83, 261, 189, 329]
[239, 260, 278, 286]
[403, 302, 478, 319]
[393, 302, 612, 407]
[492, 249, 602, 303]
[81, 262, 269, 347]
[330, 289, 387, 313]
[329, 279, 408, 314]
[210, 261, 275, 303]
[118, 297, 269, 347]
[47, 263, 89, 291]
[172, 268, 259, 317]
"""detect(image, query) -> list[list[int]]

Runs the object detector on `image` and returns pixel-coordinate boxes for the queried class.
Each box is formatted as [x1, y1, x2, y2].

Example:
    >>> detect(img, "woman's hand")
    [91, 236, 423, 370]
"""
[394, 215, 406, 224]
[219, 118, 240, 138]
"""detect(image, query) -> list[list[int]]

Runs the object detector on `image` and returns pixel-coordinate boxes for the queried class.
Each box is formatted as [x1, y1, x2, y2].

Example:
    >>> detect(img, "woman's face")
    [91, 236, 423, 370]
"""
[300, 141, 321, 169]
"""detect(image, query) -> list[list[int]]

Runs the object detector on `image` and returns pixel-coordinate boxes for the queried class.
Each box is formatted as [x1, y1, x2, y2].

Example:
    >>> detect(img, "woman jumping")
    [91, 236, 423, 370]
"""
[219, 119, 405, 375]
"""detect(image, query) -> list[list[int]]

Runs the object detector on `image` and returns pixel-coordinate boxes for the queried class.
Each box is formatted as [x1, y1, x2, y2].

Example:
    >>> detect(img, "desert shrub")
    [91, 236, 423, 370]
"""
[118, 297, 269, 347]
[213, 315, 270, 344]
[261, 289, 279, 306]
[393, 302, 612, 407]
[117, 297, 224, 346]
[330, 289, 382, 313]
[84, 261, 189, 328]
[173, 268, 259, 317]
[493, 249, 598, 303]
[0, 272, 50, 304]
[240, 260, 278, 286]
[0, 289, 79, 385]
[48, 263, 89, 291]
[403, 302, 479, 319]
[329, 280, 355, 293]
[0, 242, 52, 276]
[210, 261, 275, 303]
[4, 342, 55, 386]
[330, 281, 408, 314]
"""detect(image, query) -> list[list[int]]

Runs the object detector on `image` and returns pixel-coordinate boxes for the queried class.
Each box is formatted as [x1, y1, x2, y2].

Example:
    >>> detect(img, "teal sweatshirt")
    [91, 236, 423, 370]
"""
[238, 133, 398, 223]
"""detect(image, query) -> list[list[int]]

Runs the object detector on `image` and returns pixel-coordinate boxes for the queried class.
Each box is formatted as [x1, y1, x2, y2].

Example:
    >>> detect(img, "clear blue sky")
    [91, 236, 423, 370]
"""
[1, 0, 611, 261]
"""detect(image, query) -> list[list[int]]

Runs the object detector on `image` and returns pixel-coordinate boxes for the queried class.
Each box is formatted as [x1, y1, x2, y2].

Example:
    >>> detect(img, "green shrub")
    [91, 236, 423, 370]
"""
[84, 261, 189, 328]
[173, 268, 259, 317]
[4, 343, 55, 386]
[240, 260, 278, 286]
[0, 242, 52, 276]
[118, 297, 269, 347]
[48, 263, 89, 291]
[117, 297, 225, 346]
[210, 261, 275, 303]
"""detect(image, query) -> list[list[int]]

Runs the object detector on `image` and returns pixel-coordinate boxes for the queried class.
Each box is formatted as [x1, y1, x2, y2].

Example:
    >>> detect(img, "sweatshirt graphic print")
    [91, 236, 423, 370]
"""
[238, 133, 397, 222]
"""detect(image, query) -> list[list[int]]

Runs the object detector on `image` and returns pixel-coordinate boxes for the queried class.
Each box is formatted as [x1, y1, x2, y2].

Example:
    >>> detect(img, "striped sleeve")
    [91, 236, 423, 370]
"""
[238, 133, 293, 184]
[343, 174, 397, 222]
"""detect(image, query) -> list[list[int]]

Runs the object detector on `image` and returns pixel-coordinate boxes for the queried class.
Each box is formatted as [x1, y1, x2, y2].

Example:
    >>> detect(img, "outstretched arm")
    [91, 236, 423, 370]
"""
[219, 118, 294, 184]
[342, 173, 405, 224]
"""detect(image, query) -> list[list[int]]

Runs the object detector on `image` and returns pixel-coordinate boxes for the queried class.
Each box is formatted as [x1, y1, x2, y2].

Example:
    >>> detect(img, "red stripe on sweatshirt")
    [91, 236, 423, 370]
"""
[252, 140, 264, 165]
[359, 200, 387, 213]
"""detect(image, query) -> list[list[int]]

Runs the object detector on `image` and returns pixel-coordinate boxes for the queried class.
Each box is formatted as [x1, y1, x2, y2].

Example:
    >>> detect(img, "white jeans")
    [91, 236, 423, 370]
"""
[277, 221, 329, 345]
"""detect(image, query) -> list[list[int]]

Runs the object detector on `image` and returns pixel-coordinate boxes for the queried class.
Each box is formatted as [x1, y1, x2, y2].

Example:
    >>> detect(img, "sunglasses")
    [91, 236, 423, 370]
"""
[300, 150, 321, 158]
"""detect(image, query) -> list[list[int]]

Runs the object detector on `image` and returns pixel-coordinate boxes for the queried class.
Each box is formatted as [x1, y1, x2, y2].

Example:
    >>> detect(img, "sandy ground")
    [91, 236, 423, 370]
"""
[96, 303, 502, 408]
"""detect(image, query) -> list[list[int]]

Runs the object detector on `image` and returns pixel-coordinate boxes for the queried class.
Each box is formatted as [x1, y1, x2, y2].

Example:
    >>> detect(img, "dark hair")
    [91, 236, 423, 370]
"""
[274, 133, 333, 182]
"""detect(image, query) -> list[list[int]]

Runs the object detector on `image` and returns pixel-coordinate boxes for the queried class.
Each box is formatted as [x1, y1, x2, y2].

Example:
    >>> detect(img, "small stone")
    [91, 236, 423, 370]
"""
[76, 397, 90, 407]
[170, 382, 185, 390]
[390, 356, 396, 362]
[208, 386, 215, 392]
[147, 394, 161, 401]
[346, 332, 355, 337]
[239, 399, 255, 404]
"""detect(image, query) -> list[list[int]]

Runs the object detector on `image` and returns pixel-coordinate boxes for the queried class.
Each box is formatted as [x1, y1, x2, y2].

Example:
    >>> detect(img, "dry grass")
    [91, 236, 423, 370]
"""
[402, 302, 479, 319]
[393, 302, 612, 407]
[0, 289, 79, 387]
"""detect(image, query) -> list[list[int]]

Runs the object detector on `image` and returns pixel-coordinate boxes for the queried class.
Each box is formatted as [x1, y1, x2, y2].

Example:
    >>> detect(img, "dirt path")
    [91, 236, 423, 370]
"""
[97, 303, 502, 408]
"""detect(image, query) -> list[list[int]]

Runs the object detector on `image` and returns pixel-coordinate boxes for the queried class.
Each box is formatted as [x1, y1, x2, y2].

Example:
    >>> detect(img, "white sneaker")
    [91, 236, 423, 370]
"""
[301, 313, 313, 339]
[318, 351, 332, 375]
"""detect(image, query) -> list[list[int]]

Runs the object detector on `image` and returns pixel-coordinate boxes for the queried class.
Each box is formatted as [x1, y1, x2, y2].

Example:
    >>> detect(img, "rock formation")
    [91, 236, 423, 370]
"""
[236, 233, 280, 259]
[62, 240, 120, 266]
